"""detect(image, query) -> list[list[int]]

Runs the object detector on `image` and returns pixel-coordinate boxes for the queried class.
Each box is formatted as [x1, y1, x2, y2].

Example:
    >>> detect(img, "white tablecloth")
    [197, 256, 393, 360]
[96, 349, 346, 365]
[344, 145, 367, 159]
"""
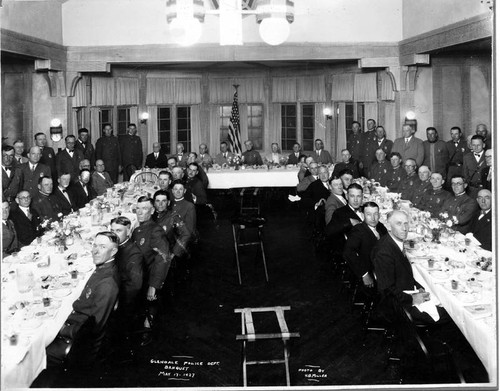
[207, 168, 300, 189]
[408, 247, 496, 383]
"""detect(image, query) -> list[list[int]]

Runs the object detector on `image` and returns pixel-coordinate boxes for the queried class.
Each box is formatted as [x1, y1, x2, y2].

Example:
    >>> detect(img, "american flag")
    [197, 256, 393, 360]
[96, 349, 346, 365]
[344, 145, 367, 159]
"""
[228, 88, 242, 155]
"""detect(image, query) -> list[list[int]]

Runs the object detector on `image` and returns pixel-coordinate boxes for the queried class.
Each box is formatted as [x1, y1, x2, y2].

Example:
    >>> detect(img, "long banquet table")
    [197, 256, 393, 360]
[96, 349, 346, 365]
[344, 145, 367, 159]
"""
[1, 191, 138, 388]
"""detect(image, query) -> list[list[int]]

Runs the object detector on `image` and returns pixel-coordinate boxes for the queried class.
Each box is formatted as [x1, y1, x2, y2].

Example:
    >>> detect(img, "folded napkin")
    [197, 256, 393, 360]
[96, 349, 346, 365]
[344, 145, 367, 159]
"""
[403, 289, 440, 322]
[288, 195, 301, 202]
[2, 340, 29, 364]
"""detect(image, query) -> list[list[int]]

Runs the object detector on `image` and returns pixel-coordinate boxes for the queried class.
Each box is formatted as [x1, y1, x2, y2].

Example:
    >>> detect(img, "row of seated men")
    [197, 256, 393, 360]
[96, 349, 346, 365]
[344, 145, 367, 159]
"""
[345, 120, 492, 193]
[295, 156, 492, 326]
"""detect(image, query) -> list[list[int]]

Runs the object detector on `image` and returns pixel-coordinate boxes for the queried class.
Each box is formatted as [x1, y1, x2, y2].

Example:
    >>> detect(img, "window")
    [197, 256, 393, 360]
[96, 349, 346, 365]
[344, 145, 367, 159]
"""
[247, 105, 263, 150]
[218, 104, 263, 150]
[177, 106, 191, 152]
[281, 104, 297, 151]
[117, 107, 131, 135]
[301, 104, 314, 152]
[345, 102, 365, 138]
[280, 103, 315, 151]
[157, 106, 172, 153]
[99, 107, 113, 134]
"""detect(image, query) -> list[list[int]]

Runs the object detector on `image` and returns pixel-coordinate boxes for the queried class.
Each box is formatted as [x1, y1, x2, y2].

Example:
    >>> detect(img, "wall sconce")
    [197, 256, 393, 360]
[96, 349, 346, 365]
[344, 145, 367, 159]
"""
[166, 0, 205, 46]
[404, 111, 417, 133]
[256, 0, 295, 46]
[140, 112, 149, 124]
[323, 107, 333, 120]
[49, 118, 63, 142]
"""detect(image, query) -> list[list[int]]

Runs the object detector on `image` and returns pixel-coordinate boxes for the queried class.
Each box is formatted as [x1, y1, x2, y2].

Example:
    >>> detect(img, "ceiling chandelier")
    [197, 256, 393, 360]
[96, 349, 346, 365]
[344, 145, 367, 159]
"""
[165, 0, 295, 46]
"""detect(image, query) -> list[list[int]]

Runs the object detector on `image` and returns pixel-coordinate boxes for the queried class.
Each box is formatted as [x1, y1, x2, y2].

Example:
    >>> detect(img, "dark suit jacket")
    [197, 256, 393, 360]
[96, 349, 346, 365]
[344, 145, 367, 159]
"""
[56, 149, 84, 182]
[332, 159, 360, 178]
[68, 181, 96, 210]
[372, 234, 423, 318]
[145, 152, 168, 169]
[2, 220, 19, 256]
[75, 139, 96, 167]
[480, 166, 492, 191]
[2, 166, 23, 201]
[213, 152, 235, 166]
[51, 187, 76, 216]
[313, 149, 333, 165]
[423, 140, 449, 178]
[376, 138, 394, 160]
[469, 210, 492, 251]
[40, 146, 57, 180]
[343, 222, 387, 278]
[91, 171, 114, 196]
[463, 152, 486, 187]
[391, 136, 424, 166]
[19, 162, 52, 198]
[31, 192, 62, 221]
[324, 193, 347, 225]
[287, 152, 305, 165]
[116, 239, 144, 308]
[326, 205, 363, 248]
[302, 179, 331, 210]
[9, 204, 41, 246]
[445, 139, 468, 181]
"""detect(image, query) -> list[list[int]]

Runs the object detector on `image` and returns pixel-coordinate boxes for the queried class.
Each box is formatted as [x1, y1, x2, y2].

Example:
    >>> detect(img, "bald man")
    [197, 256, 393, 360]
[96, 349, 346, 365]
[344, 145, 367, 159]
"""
[469, 189, 492, 251]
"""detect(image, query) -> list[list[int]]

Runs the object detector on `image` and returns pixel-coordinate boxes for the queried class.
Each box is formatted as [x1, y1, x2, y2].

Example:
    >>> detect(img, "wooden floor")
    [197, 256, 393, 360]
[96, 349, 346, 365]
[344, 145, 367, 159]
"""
[32, 190, 489, 388]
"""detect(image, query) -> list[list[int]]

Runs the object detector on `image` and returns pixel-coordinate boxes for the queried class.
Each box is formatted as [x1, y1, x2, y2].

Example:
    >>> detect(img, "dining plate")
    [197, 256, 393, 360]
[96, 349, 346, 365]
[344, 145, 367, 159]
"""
[51, 288, 71, 298]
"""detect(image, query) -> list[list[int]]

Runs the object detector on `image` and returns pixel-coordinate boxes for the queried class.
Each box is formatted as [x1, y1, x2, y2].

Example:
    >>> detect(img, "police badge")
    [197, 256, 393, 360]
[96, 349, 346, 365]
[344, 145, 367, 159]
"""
[86, 288, 92, 299]
[140, 238, 145, 246]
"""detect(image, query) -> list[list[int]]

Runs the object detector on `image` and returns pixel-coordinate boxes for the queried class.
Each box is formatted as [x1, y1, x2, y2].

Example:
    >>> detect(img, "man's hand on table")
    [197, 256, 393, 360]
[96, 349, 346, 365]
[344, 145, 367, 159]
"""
[362, 273, 375, 288]
[411, 290, 430, 305]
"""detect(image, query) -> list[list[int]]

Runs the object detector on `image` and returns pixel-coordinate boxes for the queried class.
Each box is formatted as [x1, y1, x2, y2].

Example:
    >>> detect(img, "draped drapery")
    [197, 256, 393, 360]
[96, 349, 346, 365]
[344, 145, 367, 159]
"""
[91, 77, 114, 106]
[190, 105, 201, 152]
[364, 103, 378, 128]
[175, 79, 202, 104]
[331, 74, 354, 101]
[298, 76, 326, 102]
[272, 77, 296, 102]
[146, 78, 175, 104]
[272, 76, 326, 103]
[270, 103, 282, 149]
[90, 107, 100, 143]
[315, 102, 326, 147]
[146, 78, 201, 105]
[72, 78, 87, 108]
[146, 106, 158, 146]
[209, 107, 222, 159]
[116, 78, 139, 105]
[380, 71, 395, 101]
[354, 73, 377, 102]
[336, 102, 347, 160]
[208, 78, 265, 103]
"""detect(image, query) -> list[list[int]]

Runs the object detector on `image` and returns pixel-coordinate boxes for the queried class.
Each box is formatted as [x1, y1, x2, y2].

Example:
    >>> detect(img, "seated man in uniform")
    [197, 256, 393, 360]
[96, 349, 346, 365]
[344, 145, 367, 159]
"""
[397, 158, 418, 201]
[46, 231, 120, 368]
[416, 172, 452, 218]
[332, 149, 360, 179]
[32, 176, 62, 222]
[368, 148, 391, 184]
[440, 175, 478, 234]
[410, 165, 432, 206]
[381, 152, 405, 192]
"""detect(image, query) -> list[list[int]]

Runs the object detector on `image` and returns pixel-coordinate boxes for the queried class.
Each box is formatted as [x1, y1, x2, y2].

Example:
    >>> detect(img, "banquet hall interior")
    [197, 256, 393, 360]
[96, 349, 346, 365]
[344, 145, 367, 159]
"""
[0, 0, 495, 389]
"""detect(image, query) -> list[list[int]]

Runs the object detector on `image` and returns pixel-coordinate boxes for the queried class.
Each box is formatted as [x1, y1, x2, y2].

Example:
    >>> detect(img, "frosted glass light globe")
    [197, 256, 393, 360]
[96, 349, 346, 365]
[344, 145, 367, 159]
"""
[259, 17, 290, 46]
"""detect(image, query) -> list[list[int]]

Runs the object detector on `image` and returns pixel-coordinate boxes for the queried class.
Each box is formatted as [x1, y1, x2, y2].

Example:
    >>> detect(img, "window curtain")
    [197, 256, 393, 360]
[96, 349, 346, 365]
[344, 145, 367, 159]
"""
[354, 73, 377, 102]
[209, 107, 222, 158]
[90, 107, 100, 143]
[315, 102, 326, 148]
[336, 102, 347, 161]
[129, 107, 138, 126]
[146, 106, 158, 146]
[71, 109, 78, 135]
[116, 78, 139, 105]
[384, 102, 396, 141]
[298, 76, 326, 102]
[272, 77, 296, 102]
[380, 72, 395, 101]
[176, 79, 201, 104]
[190, 105, 201, 152]
[331, 74, 354, 101]
[91, 77, 114, 106]
[364, 103, 378, 128]
[146, 78, 175, 104]
[208, 78, 264, 103]
[72, 78, 87, 108]
[270, 103, 282, 149]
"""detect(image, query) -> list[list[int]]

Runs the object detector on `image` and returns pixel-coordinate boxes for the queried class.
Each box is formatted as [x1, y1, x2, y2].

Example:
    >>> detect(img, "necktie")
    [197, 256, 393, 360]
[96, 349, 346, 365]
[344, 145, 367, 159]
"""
[372, 229, 380, 240]
[25, 209, 32, 220]
[224, 153, 227, 159]
[82, 143, 86, 149]
[5, 167, 11, 177]
[404, 138, 409, 146]
[155, 153, 158, 159]
[478, 211, 486, 220]
[30, 165, 35, 173]
[317, 150, 321, 157]
[17, 157, 22, 163]
[475, 153, 481, 157]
